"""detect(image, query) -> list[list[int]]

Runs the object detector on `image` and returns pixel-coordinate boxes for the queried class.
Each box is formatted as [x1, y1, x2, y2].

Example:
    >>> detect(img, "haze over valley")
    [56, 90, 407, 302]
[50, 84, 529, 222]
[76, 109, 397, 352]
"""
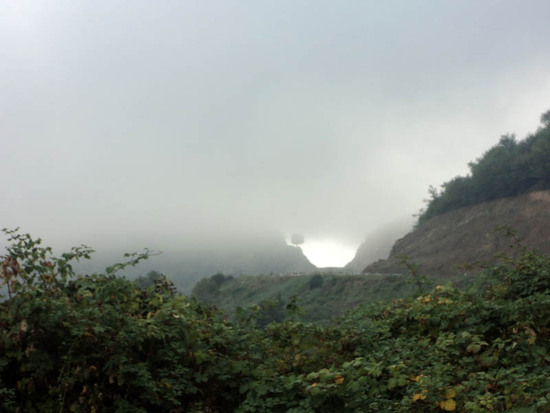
[2, 1, 550, 282]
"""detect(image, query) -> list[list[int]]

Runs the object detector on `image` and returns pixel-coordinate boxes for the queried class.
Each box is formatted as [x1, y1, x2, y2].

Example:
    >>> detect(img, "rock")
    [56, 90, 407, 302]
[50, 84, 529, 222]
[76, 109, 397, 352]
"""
[363, 190, 550, 278]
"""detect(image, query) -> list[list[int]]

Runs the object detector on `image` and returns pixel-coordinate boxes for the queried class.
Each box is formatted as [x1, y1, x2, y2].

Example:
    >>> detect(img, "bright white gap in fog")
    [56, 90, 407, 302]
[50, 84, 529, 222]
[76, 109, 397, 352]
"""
[297, 239, 357, 268]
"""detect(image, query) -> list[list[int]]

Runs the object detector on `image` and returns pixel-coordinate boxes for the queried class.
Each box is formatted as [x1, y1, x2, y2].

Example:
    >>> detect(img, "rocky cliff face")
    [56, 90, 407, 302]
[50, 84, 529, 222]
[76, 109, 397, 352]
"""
[364, 190, 550, 278]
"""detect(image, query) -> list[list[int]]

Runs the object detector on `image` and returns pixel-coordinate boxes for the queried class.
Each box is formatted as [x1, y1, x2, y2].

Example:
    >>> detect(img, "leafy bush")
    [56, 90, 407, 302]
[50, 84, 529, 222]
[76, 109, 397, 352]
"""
[0, 229, 261, 412]
[1, 229, 549, 411]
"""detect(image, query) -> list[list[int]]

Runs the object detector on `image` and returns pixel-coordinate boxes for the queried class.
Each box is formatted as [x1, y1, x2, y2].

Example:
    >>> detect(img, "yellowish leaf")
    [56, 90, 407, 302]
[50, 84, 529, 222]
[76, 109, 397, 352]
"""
[525, 327, 537, 345]
[445, 389, 456, 399]
[440, 399, 456, 411]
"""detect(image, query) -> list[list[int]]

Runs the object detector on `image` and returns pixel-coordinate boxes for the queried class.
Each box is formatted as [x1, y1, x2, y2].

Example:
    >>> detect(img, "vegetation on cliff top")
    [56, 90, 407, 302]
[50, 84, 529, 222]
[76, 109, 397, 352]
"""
[1, 228, 549, 411]
[418, 110, 550, 225]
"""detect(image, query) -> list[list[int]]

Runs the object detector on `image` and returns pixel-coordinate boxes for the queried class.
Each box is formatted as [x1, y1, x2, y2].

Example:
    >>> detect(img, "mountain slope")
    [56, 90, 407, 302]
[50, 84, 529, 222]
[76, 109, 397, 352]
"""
[364, 189, 550, 277]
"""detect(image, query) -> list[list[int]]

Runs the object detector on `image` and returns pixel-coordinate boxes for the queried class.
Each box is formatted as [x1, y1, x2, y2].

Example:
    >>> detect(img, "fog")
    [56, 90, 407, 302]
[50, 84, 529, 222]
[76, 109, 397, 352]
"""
[2, 1, 550, 270]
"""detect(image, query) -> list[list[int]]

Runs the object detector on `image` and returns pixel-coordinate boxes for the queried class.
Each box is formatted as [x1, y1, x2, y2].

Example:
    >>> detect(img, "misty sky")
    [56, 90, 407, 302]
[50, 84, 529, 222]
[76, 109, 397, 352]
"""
[2, 1, 550, 265]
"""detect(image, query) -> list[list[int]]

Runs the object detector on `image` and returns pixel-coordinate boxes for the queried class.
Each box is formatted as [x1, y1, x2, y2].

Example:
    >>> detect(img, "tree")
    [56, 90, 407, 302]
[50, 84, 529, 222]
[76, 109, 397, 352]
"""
[309, 274, 323, 289]
[134, 270, 164, 289]
[290, 233, 305, 246]
[417, 110, 550, 225]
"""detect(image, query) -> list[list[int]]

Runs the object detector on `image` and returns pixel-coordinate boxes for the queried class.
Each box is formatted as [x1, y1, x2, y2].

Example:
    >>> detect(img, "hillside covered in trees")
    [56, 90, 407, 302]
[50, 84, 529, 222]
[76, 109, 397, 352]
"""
[192, 271, 424, 325]
[418, 110, 550, 225]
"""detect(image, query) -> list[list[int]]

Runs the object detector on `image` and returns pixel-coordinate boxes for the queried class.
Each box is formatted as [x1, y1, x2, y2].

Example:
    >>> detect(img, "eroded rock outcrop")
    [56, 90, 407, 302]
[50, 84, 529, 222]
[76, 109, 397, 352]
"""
[363, 190, 550, 278]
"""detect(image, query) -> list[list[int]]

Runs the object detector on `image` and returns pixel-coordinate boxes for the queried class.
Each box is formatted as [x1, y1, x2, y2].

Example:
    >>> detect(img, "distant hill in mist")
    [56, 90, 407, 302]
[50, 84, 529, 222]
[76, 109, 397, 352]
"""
[343, 219, 412, 273]
[75, 232, 316, 293]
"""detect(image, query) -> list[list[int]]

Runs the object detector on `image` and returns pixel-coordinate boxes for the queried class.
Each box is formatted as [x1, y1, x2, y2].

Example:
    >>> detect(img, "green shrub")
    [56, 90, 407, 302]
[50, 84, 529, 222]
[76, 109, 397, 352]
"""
[1, 228, 549, 412]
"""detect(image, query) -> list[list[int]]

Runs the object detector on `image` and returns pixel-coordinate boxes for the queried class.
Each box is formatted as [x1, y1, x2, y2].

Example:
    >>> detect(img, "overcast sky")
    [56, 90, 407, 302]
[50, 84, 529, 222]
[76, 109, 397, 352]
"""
[2, 1, 550, 261]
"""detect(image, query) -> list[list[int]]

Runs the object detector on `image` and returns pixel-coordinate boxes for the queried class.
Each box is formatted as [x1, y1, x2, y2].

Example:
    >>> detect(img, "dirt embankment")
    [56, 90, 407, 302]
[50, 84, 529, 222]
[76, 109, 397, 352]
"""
[364, 190, 550, 278]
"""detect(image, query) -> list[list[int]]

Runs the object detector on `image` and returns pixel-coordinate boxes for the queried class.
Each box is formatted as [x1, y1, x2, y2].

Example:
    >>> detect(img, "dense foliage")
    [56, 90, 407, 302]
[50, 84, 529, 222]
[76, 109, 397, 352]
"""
[192, 271, 422, 325]
[418, 111, 550, 224]
[1, 229, 549, 411]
